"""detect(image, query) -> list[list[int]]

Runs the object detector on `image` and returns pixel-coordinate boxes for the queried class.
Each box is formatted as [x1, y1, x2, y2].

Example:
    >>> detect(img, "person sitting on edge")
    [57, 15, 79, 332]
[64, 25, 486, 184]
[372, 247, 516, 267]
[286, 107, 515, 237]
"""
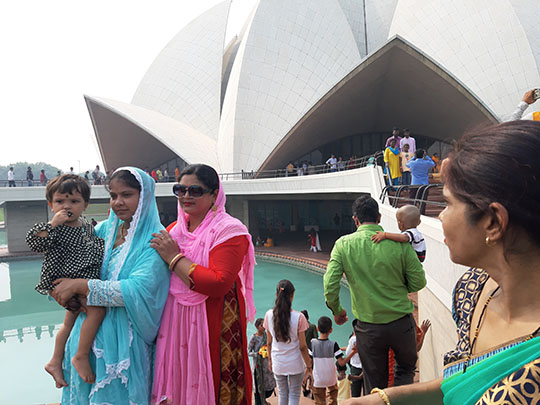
[309, 316, 358, 405]
[371, 205, 426, 262]
[26, 174, 105, 386]
[406, 149, 435, 185]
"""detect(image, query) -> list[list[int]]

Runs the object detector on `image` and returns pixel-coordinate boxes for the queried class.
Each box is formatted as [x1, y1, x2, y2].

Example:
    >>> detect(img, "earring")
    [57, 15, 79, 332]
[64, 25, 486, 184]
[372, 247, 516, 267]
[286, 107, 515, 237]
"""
[485, 236, 495, 246]
[212, 204, 217, 218]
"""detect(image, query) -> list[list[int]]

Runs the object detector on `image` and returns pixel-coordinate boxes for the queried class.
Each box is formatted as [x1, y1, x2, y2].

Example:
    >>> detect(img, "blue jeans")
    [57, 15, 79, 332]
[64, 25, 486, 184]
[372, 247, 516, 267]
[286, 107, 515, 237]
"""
[401, 171, 411, 185]
[275, 372, 304, 405]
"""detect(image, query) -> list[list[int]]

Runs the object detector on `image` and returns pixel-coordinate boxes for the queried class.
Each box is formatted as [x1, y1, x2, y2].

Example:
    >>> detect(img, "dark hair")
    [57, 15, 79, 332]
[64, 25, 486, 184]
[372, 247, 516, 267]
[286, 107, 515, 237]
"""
[273, 280, 295, 343]
[336, 362, 347, 372]
[415, 149, 425, 159]
[178, 164, 219, 192]
[352, 196, 379, 223]
[392, 126, 399, 131]
[444, 121, 540, 249]
[317, 316, 332, 334]
[301, 309, 309, 321]
[255, 318, 264, 328]
[46, 174, 90, 202]
[106, 170, 141, 192]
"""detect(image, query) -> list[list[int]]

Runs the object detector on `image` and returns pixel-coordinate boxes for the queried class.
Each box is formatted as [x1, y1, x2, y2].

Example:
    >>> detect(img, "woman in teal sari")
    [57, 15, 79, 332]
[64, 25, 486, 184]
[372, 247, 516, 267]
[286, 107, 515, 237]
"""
[51, 167, 170, 404]
[343, 121, 540, 404]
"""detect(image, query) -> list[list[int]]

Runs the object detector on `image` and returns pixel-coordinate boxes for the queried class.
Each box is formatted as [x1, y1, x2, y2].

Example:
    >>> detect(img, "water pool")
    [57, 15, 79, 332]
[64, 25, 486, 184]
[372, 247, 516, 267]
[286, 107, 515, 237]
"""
[0, 258, 352, 403]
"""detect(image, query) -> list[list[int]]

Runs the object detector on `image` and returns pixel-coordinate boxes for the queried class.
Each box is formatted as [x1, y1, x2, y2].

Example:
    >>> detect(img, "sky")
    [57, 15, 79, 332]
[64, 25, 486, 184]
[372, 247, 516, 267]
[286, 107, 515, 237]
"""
[1, 0, 256, 173]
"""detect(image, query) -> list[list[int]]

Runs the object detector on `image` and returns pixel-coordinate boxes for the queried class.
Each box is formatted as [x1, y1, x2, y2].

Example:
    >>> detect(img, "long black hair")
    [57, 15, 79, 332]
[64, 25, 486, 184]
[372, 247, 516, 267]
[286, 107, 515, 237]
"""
[273, 279, 295, 343]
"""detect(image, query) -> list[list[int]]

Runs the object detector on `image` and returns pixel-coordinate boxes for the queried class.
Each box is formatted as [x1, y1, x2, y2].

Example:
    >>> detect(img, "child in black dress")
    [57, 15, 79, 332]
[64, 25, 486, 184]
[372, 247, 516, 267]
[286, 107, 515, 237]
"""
[26, 174, 105, 387]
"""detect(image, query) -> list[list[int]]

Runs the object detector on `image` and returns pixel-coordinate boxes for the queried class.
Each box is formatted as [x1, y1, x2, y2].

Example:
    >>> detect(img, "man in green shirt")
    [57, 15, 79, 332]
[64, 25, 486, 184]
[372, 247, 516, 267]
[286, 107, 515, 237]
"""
[323, 196, 426, 393]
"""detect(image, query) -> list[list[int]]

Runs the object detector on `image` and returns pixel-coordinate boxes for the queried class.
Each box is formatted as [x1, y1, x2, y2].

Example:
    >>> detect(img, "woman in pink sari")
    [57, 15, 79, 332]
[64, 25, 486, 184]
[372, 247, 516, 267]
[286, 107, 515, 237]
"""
[150, 164, 256, 405]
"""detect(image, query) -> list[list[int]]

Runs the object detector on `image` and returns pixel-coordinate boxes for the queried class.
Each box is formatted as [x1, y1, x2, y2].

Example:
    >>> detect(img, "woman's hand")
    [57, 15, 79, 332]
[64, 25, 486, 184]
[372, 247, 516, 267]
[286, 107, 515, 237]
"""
[151, 230, 181, 264]
[51, 278, 89, 307]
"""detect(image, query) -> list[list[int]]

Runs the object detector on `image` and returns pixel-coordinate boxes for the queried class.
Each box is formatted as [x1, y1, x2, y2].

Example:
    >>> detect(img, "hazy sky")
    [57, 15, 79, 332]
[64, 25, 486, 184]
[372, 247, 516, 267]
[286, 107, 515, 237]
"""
[1, 0, 255, 173]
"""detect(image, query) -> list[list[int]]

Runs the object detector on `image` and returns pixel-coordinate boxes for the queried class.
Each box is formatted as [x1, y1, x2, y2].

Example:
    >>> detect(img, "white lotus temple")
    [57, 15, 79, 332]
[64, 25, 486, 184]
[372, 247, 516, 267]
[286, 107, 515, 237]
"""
[85, 0, 540, 175]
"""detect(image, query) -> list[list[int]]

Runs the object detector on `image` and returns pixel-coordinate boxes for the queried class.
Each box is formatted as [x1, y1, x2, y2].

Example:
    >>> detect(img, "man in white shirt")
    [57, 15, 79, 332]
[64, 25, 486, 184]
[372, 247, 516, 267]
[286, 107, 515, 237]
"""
[326, 155, 338, 172]
[508, 89, 540, 121]
[399, 129, 416, 153]
[7, 167, 15, 187]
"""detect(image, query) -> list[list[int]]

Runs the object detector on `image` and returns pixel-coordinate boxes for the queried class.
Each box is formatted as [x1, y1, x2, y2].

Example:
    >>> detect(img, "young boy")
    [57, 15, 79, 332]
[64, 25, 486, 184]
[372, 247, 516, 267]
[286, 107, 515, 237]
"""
[399, 143, 414, 185]
[371, 204, 426, 262]
[309, 316, 357, 405]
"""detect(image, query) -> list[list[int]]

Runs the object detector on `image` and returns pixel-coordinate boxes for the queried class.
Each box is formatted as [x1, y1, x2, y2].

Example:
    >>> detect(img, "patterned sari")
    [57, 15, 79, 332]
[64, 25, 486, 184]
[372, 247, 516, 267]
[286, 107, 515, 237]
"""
[441, 268, 540, 404]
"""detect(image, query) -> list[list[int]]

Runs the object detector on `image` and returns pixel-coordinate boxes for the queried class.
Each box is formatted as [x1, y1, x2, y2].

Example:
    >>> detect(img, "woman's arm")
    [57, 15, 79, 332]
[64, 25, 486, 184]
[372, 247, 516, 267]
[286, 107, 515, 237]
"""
[298, 330, 312, 370]
[266, 330, 273, 373]
[342, 378, 443, 405]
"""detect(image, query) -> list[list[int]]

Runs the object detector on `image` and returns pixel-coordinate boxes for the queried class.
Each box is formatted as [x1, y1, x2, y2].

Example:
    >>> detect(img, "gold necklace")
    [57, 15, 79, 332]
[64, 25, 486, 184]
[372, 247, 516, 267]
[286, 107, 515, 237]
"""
[119, 223, 128, 239]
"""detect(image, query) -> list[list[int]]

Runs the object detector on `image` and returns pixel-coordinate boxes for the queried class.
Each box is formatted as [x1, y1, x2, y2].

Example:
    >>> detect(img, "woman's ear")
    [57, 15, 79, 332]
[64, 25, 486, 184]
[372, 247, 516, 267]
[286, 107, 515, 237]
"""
[484, 202, 509, 244]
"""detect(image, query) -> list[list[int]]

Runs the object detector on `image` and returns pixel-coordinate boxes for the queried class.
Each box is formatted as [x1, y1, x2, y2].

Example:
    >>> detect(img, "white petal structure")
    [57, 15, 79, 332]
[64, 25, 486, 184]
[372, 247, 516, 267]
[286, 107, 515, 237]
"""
[86, 0, 540, 173]
[131, 0, 231, 140]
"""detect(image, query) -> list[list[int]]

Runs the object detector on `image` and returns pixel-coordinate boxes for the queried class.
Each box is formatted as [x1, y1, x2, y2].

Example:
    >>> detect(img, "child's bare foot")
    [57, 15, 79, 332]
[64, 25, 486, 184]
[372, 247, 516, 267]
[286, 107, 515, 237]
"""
[45, 360, 68, 388]
[72, 354, 95, 384]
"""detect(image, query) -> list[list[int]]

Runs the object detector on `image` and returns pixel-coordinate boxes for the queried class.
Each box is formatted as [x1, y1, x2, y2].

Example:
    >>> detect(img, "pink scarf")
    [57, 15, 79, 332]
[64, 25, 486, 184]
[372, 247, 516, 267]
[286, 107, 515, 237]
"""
[152, 177, 255, 405]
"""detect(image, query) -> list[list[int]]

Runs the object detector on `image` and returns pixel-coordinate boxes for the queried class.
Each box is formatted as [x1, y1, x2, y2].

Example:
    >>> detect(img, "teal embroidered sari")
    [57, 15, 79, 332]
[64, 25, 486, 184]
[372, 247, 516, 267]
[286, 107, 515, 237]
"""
[442, 268, 540, 404]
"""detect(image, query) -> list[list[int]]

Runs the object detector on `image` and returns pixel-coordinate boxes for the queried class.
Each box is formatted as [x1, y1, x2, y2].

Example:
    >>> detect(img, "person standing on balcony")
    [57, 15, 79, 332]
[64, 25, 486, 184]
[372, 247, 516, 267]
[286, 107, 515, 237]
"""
[385, 127, 402, 148]
[324, 196, 426, 394]
[384, 139, 401, 186]
[7, 167, 15, 187]
[406, 149, 435, 185]
[400, 144, 413, 186]
[326, 155, 338, 172]
[26, 166, 34, 186]
[399, 129, 416, 153]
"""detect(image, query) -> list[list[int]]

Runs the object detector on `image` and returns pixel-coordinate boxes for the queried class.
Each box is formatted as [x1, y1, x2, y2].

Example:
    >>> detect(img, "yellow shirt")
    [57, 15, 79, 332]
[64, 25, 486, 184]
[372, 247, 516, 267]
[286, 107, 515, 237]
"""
[384, 147, 401, 179]
[337, 378, 351, 403]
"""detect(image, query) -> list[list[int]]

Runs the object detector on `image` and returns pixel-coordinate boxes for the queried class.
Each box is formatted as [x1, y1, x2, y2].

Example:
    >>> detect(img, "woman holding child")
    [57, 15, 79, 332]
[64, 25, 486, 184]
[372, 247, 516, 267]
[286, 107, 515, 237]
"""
[344, 120, 540, 404]
[150, 164, 256, 404]
[51, 167, 170, 404]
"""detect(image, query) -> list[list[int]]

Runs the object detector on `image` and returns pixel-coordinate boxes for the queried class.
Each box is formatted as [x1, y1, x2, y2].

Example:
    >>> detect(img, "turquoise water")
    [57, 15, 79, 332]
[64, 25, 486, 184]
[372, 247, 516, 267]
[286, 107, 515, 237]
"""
[0, 259, 352, 403]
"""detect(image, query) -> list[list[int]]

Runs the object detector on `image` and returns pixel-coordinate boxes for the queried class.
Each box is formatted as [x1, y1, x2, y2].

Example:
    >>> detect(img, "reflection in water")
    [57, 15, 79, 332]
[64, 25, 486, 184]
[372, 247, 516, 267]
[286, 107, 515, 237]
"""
[36, 326, 42, 340]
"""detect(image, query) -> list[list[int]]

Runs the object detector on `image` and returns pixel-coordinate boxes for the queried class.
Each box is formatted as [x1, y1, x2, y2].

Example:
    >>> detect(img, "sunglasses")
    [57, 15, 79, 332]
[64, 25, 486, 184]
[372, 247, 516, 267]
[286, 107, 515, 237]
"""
[173, 184, 212, 198]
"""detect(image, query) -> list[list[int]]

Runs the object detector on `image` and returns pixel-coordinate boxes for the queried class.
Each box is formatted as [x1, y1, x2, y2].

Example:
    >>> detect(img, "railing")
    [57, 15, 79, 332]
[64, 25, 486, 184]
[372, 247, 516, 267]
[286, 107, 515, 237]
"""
[379, 183, 446, 217]
[219, 151, 383, 181]
[1, 152, 384, 187]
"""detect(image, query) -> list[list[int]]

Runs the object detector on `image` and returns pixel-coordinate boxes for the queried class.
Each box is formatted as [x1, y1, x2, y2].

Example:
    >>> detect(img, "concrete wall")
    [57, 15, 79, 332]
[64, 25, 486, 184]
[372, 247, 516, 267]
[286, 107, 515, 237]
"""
[5, 201, 49, 253]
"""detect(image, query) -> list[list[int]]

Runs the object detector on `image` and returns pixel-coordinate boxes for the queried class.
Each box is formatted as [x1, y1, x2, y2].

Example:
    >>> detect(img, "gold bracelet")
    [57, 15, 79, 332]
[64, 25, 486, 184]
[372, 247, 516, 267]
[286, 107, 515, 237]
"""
[371, 388, 390, 405]
[188, 262, 197, 276]
[168, 253, 184, 271]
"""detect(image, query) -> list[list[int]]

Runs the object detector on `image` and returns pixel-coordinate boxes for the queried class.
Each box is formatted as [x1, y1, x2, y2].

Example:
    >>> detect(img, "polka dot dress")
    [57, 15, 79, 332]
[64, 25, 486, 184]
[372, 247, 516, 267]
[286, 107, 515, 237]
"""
[26, 217, 105, 294]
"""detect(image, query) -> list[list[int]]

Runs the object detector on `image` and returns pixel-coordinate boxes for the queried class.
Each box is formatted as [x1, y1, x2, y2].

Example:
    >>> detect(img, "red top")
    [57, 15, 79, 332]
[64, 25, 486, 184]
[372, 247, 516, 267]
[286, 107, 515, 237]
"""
[166, 222, 252, 402]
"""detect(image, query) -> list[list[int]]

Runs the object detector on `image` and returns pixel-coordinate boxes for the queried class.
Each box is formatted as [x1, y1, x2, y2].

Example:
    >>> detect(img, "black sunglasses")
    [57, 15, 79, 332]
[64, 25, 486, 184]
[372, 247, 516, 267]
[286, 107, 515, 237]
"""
[173, 184, 212, 198]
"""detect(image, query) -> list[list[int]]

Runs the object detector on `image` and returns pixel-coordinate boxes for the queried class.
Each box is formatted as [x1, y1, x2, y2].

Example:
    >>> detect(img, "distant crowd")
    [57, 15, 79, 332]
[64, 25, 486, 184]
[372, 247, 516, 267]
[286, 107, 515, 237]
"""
[5, 164, 180, 187]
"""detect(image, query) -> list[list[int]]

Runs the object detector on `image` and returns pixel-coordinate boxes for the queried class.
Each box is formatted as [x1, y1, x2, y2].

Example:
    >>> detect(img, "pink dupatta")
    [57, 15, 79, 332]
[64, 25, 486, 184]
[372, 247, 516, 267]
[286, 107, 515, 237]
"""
[151, 178, 255, 405]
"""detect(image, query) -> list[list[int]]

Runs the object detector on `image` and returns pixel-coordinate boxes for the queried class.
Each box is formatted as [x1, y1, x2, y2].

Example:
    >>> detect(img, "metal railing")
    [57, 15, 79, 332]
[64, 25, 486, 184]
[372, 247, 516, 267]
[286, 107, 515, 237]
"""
[1, 152, 384, 187]
[379, 183, 446, 216]
[219, 152, 383, 181]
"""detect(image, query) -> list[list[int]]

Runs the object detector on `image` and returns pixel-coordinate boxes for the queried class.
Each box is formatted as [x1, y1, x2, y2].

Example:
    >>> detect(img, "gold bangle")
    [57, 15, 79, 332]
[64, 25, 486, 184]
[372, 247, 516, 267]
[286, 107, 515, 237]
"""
[168, 253, 184, 271]
[188, 262, 197, 276]
[371, 388, 390, 405]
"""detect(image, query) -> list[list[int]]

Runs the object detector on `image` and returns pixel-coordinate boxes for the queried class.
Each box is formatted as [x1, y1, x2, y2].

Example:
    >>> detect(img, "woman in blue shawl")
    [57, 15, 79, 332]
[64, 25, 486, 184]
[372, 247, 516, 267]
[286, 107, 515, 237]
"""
[51, 167, 170, 404]
[342, 122, 540, 404]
